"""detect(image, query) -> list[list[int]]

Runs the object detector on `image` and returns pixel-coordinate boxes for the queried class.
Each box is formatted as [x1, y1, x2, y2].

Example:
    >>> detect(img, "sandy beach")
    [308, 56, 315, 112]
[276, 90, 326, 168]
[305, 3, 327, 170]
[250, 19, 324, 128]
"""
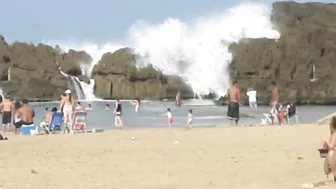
[0, 124, 334, 189]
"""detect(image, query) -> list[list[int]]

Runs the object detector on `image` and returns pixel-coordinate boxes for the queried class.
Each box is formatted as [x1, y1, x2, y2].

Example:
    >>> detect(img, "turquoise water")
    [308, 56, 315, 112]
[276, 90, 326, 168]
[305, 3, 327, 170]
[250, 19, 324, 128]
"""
[12, 100, 336, 129]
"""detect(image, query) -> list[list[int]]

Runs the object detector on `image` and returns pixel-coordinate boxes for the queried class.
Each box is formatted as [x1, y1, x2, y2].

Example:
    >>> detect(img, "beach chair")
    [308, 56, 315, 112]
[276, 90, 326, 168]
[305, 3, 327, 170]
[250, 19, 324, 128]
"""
[73, 110, 87, 133]
[50, 112, 63, 132]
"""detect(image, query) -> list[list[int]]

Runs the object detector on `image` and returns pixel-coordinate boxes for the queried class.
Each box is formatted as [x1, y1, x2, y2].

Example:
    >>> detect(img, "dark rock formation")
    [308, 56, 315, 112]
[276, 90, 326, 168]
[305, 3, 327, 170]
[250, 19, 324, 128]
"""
[229, 2, 336, 105]
[0, 35, 192, 101]
[92, 48, 193, 99]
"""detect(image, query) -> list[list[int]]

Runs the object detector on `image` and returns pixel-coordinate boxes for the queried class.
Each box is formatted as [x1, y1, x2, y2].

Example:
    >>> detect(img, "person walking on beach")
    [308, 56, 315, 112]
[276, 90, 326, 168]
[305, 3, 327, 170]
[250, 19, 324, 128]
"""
[323, 119, 336, 182]
[246, 88, 257, 109]
[0, 95, 13, 132]
[226, 80, 241, 126]
[60, 89, 75, 133]
[114, 99, 123, 128]
[270, 80, 279, 108]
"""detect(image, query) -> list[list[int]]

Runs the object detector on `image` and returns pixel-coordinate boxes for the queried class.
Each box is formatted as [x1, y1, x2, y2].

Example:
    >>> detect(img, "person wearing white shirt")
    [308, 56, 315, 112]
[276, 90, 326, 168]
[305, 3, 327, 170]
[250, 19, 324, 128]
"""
[246, 88, 257, 109]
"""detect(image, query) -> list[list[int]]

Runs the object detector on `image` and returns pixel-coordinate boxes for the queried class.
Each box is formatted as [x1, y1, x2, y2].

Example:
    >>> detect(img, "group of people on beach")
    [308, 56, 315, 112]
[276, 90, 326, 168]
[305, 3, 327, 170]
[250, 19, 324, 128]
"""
[225, 80, 294, 126]
[0, 95, 35, 134]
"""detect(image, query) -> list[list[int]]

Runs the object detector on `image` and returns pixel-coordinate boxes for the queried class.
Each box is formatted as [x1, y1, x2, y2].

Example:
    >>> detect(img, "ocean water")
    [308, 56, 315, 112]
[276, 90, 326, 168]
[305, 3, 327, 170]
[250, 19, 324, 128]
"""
[13, 100, 336, 130]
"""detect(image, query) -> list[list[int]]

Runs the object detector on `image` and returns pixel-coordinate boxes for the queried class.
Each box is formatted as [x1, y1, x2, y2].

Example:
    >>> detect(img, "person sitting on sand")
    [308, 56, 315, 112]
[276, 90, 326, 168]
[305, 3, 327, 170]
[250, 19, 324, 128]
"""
[85, 104, 92, 111]
[105, 104, 110, 111]
[167, 108, 173, 126]
[323, 120, 336, 182]
[187, 109, 193, 128]
[40, 107, 57, 134]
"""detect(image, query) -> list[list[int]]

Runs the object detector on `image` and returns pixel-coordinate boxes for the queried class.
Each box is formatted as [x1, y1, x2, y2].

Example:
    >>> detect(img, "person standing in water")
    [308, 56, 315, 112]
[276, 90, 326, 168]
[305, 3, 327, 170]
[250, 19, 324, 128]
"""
[60, 89, 75, 133]
[167, 108, 173, 126]
[131, 98, 140, 112]
[270, 80, 280, 108]
[187, 109, 193, 128]
[246, 88, 257, 109]
[226, 80, 241, 126]
[114, 99, 123, 128]
[176, 91, 181, 107]
[0, 95, 13, 132]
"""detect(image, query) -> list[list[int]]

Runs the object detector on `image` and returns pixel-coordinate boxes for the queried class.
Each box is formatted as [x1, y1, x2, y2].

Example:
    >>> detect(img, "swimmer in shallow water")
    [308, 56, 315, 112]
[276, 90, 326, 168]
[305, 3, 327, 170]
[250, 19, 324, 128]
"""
[105, 104, 110, 111]
[131, 98, 140, 112]
[187, 109, 193, 128]
[85, 104, 92, 111]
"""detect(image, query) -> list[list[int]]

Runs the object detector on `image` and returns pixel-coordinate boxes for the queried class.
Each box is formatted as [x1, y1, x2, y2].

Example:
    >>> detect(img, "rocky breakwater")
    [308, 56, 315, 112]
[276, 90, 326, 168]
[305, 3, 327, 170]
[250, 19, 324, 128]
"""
[227, 2, 336, 105]
[0, 35, 97, 100]
[92, 48, 193, 99]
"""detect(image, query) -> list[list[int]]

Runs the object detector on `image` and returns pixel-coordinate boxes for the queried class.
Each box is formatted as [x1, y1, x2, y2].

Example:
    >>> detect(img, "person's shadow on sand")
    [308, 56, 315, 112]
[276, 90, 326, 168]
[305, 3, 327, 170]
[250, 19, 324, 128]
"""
[0, 133, 8, 140]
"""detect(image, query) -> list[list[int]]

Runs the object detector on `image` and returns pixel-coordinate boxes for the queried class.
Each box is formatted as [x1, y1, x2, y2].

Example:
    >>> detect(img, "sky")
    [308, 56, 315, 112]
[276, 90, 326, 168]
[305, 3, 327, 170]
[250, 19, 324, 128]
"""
[0, 0, 334, 44]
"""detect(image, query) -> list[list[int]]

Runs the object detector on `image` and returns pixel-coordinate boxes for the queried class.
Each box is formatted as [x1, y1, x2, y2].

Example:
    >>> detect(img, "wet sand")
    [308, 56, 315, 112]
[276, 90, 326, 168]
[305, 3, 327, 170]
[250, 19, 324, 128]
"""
[0, 124, 334, 189]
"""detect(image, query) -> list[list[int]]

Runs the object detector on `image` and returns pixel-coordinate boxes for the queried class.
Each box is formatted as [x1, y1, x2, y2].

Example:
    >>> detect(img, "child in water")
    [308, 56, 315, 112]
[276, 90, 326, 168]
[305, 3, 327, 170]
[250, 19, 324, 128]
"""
[167, 108, 173, 126]
[188, 109, 193, 128]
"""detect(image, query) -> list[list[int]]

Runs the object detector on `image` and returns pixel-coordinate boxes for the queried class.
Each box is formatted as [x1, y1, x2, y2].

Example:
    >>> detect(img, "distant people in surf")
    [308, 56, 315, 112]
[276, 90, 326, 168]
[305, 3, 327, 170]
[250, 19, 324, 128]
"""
[226, 80, 241, 126]
[114, 99, 123, 128]
[85, 104, 92, 111]
[105, 104, 110, 111]
[131, 98, 140, 112]
[246, 88, 257, 109]
[176, 91, 182, 107]
[167, 108, 173, 126]
[188, 109, 193, 128]
[75, 102, 82, 111]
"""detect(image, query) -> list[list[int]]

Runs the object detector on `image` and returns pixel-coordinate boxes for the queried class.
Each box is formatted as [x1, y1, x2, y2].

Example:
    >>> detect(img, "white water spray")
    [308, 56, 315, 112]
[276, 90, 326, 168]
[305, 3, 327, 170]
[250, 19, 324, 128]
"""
[48, 2, 280, 98]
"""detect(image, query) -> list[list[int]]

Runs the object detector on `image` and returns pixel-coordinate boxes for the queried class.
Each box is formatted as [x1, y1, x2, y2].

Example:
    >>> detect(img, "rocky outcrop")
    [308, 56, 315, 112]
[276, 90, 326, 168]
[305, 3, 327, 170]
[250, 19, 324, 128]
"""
[92, 48, 193, 99]
[229, 2, 336, 105]
[0, 35, 192, 101]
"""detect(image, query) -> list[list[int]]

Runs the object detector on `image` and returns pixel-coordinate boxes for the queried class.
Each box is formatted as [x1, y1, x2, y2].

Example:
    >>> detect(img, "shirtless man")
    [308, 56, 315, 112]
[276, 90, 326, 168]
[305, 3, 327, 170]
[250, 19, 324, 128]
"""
[271, 81, 280, 108]
[226, 81, 240, 126]
[17, 99, 35, 127]
[226, 81, 241, 126]
[0, 95, 13, 132]
[60, 89, 75, 133]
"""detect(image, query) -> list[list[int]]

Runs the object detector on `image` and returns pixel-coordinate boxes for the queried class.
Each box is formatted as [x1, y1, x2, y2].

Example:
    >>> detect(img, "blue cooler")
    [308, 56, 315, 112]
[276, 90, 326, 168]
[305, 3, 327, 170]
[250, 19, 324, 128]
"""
[21, 125, 34, 135]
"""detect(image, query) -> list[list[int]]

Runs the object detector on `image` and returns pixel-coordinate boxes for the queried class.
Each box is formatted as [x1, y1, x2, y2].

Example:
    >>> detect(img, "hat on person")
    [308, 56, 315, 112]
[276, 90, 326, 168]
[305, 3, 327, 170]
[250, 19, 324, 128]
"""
[64, 89, 71, 94]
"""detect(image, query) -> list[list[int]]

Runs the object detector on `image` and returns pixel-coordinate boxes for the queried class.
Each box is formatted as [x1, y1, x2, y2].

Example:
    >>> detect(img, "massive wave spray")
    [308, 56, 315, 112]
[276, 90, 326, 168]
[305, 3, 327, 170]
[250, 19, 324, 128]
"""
[48, 2, 280, 99]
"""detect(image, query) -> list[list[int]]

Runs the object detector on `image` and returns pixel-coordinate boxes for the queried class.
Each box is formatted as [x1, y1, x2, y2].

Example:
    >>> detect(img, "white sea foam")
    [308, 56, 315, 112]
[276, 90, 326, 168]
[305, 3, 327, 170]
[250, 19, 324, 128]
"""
[47, 2, 280, 99]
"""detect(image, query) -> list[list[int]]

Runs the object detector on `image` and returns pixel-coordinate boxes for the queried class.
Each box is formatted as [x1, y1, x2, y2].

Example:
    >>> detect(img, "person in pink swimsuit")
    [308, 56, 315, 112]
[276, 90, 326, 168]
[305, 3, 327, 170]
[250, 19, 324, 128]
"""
[167, 108, 173, 126]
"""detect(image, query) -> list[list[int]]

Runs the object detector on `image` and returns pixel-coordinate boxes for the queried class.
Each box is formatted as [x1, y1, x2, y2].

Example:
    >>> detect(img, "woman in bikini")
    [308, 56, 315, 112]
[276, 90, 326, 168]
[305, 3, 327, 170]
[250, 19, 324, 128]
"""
[60, 89, 75, 133]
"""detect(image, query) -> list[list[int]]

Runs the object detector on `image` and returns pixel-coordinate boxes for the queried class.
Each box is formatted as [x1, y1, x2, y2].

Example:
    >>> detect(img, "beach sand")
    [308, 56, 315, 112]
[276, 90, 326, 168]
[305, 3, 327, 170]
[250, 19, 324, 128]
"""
[0, 124, 334, 189]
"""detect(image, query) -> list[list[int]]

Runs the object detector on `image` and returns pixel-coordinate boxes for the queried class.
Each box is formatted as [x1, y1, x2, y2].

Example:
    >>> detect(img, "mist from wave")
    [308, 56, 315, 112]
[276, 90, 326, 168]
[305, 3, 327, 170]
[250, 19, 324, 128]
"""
[46, 2, 280, 98]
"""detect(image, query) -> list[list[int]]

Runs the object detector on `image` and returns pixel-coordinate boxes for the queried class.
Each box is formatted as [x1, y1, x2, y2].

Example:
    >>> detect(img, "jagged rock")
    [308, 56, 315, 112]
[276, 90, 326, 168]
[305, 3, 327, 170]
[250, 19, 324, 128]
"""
[58, 50, 92, 76]
[229, 2, 336, 105]
[92, 48, 193, 99]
